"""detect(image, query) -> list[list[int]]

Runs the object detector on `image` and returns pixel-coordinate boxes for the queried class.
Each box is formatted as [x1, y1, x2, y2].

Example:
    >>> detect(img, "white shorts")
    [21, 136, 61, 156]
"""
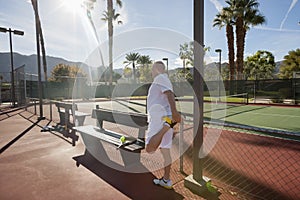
[146, 110, 173, 149]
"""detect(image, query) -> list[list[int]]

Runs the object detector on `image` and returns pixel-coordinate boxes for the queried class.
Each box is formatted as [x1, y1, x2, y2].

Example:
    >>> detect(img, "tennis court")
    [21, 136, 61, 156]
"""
[25, 98, 299, 199]
[82, 98, 300, 199]
[103, 97, 300, 137]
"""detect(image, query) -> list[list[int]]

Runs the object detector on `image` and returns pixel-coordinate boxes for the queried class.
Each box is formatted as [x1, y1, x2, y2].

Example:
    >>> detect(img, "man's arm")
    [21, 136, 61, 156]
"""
[164, 90, 181, 123]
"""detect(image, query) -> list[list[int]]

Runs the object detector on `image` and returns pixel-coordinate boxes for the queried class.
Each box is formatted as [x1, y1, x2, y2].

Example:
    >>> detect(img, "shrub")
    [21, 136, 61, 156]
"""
[271, 98, 284, 103]
[278, 88, 292, 99]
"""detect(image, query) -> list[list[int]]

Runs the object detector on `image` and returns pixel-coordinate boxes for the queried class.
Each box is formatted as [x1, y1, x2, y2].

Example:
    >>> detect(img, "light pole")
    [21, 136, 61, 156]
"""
[162, 57, 169, 75]
[0, 27, 24, 107]
[215, 49, 222, 101]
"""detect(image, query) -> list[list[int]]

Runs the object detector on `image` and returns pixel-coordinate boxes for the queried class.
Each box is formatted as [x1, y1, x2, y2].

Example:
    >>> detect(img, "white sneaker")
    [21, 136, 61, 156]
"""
[153, 178, 173, 189]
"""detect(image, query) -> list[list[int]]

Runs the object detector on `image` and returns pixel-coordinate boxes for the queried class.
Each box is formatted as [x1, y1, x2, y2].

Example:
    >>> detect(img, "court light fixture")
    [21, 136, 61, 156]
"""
[0, 26, 25, 107]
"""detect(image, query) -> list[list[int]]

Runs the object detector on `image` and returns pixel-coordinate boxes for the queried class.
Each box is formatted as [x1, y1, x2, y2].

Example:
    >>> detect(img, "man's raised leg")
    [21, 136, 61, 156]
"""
[145, 125, 170, 153]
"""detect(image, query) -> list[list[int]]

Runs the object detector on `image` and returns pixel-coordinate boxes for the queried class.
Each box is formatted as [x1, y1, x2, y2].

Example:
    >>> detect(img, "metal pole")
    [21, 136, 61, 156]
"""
[215, 49, 221, 101]
[218, 51, 221, 101]
[8, 29, 16, 107]
[163, 58, 169, 76]
[179, 119, 184, 173]
[184, 3, 218, 197]
[0, 27, 24, 107]
[24, 73, 27, 104]
[0, 76, 2, 104]
[254, 75, 256, 103]
[193, 0, 204, 182]
[219, 52, 221, 100]
[50, 100, 52, 121]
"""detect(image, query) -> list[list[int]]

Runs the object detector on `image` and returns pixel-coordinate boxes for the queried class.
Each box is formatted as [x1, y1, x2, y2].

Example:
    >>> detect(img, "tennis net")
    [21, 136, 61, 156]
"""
[205, 93, 249, 105]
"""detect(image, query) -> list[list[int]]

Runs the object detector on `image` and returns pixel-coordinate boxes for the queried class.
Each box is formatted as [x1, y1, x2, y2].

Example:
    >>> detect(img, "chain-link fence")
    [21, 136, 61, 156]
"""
[178, 119, 300, 199]
[225, 78, 300, 104]
[22, 78, 300, 105]
[0, 66, 26, 106]
[0, 72, 11, 104]
[15, 65, 26, 106]
[25, 98, 61, 125]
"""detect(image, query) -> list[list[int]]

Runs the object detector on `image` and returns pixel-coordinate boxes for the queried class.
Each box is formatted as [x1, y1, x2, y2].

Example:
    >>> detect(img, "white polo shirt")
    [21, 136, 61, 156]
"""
[147, 73, 173, 116]
[146, 73, 174, 148]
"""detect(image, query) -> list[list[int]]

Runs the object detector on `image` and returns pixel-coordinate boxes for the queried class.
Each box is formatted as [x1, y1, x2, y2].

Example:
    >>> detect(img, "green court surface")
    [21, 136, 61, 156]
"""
[93, 99, 300, 134]
[204, 104, 300, 133]
[180, 101, 300, 134]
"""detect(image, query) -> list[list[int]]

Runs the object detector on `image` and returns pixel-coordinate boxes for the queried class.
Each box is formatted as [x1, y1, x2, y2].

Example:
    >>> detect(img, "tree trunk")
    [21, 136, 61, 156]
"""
[183, 59, 186, 75]
[241, 27, 246, 79]
[226, 24, 235, 81]
[236, 17, 244, 80]
[132, 62, 136, 83]
[31, 0, 47, 82]
[39, 25, 47, 81]
[226, 24, 235, 94]
[107, 0, 113, 86]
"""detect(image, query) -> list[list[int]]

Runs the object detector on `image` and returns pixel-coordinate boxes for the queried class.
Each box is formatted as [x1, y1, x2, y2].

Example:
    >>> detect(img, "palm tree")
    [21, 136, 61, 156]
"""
[137, 55, 152, 82]
[124, 52, 140, 83]
[101, 0, 122, 85]
[226, 0, 265, 79]
[30, 0, 47, 81]
[179, 43, 189, 74]
[213, 9, 235, 82]
[137, 55, 152, 67]
[39, 26, 47, 81]
[186, 41, 195, 67]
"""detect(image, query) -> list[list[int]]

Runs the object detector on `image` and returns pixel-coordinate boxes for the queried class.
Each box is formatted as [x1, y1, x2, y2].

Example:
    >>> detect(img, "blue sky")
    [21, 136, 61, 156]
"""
[0, 0, 299, 70]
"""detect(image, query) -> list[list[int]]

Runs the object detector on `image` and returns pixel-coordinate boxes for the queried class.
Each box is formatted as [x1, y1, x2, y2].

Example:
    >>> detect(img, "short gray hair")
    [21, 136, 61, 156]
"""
[153, 61, 166, 71]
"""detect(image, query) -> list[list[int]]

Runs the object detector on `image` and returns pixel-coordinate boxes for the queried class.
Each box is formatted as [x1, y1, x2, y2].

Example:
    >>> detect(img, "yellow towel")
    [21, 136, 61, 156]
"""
[162, 116, 177, 128]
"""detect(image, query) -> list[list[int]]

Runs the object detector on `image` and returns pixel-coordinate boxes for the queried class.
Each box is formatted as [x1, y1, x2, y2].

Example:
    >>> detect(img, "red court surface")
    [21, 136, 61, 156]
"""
[0, 110, 226, 199]
[1, 109, 299, 199]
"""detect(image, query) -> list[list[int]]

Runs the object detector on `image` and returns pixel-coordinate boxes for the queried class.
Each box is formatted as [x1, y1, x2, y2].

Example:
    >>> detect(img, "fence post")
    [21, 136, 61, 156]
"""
[50, 100, 52, 121]
[293, 78, 296, 105]
[254, 79, 256, 103]
[34, 99, 37, 115]
[179, 119, 184, 173]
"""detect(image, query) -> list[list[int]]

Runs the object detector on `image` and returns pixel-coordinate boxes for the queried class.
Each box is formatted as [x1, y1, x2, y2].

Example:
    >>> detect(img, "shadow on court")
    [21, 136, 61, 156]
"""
[0, 110, 42, 154]
[202, 155, 290, 200]
[73, 150, 184, 200]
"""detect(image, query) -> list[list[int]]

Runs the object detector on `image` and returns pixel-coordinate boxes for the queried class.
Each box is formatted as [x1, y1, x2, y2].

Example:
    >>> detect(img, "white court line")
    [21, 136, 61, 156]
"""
[242, 112, 300, 118]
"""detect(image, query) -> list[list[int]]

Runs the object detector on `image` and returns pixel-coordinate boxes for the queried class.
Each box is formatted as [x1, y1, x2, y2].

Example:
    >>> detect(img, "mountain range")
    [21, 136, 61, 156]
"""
[0, 52, 282, 81]
[0, 52, 93, 81]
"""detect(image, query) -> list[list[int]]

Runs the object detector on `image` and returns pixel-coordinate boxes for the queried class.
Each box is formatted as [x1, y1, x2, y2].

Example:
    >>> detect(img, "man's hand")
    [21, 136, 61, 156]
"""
[172, 110, 181, 123]
[165, 90, 181, 123]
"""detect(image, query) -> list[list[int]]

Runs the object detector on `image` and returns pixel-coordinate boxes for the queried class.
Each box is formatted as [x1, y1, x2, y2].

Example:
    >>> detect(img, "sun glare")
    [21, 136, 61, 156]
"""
[62, 0, 84, 14]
